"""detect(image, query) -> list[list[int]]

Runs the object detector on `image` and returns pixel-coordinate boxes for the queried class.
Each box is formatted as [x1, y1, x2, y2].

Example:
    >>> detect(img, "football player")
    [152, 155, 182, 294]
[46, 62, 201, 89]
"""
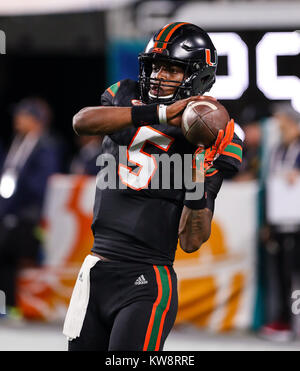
[63, 22, 243, 351]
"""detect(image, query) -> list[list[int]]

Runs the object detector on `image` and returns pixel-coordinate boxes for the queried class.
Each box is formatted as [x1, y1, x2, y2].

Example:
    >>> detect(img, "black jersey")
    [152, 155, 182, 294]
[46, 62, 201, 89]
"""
[91, 79, 242, 265]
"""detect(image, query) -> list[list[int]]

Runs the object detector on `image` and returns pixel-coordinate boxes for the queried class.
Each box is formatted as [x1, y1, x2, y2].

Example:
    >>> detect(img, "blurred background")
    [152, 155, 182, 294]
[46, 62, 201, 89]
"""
[0, 0, 300, 351]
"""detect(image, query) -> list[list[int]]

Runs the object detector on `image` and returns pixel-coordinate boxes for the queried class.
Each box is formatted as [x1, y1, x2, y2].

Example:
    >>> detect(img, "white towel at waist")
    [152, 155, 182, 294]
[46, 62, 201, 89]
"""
[63, 254, 100, 340]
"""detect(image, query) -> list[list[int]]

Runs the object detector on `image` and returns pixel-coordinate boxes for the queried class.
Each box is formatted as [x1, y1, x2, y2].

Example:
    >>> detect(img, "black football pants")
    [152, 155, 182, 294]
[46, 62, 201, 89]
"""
[68, 260, 178, 351]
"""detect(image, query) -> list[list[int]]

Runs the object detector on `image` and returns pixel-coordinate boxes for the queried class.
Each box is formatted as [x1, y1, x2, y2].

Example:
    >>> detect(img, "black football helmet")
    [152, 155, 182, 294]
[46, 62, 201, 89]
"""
[139, 22, 217, 104]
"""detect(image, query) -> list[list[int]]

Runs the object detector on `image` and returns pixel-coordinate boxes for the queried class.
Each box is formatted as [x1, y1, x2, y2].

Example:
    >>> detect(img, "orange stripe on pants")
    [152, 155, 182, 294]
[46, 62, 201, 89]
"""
[143, 266, 162, 351]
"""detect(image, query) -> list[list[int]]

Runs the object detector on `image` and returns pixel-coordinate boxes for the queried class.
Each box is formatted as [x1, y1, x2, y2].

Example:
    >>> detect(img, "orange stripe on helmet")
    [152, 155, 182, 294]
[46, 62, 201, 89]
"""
[154, 23, 173, 48]
[154, 22, 189, 49]
[161, 22, 189, 49]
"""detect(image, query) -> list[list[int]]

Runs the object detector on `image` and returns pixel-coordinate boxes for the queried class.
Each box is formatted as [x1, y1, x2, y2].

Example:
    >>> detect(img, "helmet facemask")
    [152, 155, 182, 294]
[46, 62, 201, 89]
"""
[138, 55, 186, 104]
[138, 53, 217, 104]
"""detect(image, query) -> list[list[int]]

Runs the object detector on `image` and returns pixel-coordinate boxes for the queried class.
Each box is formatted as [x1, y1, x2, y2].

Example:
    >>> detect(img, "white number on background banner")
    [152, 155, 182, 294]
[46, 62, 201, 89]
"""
[118, 126, 174, 190]
[208, 32, 249, 100]
[256, 32, 300, 113]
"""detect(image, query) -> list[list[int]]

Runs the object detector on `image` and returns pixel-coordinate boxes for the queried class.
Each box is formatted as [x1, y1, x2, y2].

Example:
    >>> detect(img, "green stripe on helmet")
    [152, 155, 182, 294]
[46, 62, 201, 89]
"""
[155, 22, 182, 49]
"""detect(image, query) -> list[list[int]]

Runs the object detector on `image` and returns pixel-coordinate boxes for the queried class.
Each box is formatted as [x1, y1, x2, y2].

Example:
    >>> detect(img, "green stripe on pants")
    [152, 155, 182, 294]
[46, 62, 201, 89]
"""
[147, 266, 170, 351]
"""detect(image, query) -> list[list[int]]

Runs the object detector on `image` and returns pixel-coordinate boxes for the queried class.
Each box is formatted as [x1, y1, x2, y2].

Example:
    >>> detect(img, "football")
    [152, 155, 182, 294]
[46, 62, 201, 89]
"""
[181, 97, 230, 148]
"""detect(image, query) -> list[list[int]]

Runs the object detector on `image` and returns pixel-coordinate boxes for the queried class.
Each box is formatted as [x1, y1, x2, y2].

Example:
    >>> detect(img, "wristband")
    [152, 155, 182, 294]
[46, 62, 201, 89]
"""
[131, 104, 159, 128]
[184, 181, 207, 210]
[184, 191, 216, 212]
[206, 191, 215, 214]
[184, 169, 223, 212]
[184, 192, 207, 210]
[158, 104, 168, 125]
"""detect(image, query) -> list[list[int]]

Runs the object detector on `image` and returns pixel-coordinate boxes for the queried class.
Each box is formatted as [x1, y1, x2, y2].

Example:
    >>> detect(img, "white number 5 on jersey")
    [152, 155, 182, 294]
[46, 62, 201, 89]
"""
[118, 126, 174, 190]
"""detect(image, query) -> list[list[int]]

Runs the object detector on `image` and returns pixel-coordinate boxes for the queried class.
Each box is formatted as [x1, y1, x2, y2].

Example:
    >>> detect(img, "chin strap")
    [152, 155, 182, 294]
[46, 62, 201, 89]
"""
[148, 92, 174, 100]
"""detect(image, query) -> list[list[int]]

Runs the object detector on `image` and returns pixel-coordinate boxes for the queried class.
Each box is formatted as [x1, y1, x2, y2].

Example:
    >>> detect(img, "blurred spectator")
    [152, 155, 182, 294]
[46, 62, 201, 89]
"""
[0, 97, 61, 318]
[234, 106, 270, 182]
[260, 103, 300, 341]
[69, 136, 102, 176]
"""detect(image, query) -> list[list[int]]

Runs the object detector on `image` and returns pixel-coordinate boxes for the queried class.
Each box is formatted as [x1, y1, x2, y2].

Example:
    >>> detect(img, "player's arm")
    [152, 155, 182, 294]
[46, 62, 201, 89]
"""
[178, 206, 213, 254]
[179, 120, 236, 253]
[178, 171, 223, 253]
[73, 106, 132, 135]
[72, 94, 208, 136]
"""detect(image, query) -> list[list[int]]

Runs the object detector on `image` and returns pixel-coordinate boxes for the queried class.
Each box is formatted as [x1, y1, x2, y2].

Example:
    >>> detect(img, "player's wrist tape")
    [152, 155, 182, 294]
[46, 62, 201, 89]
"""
[131, 104, 159, 128]
[158, 104, 168, 125]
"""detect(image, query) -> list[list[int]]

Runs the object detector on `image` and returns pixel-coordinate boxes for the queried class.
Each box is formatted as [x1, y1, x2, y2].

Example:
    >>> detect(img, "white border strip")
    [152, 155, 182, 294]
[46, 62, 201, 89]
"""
[0, 0, 135, 16]
[174, 1, 300, 29]
[0, 1, 299, 26]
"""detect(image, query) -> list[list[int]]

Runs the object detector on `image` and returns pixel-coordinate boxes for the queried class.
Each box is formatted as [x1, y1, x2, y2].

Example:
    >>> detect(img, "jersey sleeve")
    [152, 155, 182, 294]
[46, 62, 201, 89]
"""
[100, 81, 121, 106]
[213, 133, 243, 179]
[100, 79, 139, 107]
[183, 132, 243, 210]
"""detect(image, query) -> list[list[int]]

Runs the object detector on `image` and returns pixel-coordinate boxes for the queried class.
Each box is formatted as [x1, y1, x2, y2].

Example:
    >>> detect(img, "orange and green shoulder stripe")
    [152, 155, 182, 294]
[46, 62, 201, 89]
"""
[106, 81, 121, 98]
[222, 141, 243, 163]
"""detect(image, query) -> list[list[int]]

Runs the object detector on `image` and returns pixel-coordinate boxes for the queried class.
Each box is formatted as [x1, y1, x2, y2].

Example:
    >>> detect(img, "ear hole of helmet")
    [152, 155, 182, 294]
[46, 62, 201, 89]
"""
[189, 68, 216, 95]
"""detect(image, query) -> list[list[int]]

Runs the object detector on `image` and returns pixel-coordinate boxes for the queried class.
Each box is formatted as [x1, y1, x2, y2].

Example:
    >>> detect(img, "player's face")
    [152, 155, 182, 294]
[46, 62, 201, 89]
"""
[149, 61, 185, 97]
[14, 112, 40, 135]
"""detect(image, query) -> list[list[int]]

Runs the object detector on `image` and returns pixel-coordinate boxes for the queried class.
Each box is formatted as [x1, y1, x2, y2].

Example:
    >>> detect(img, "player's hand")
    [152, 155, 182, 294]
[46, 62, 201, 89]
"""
[166, 96, 215, 127]
[204, 119, 235, 171]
